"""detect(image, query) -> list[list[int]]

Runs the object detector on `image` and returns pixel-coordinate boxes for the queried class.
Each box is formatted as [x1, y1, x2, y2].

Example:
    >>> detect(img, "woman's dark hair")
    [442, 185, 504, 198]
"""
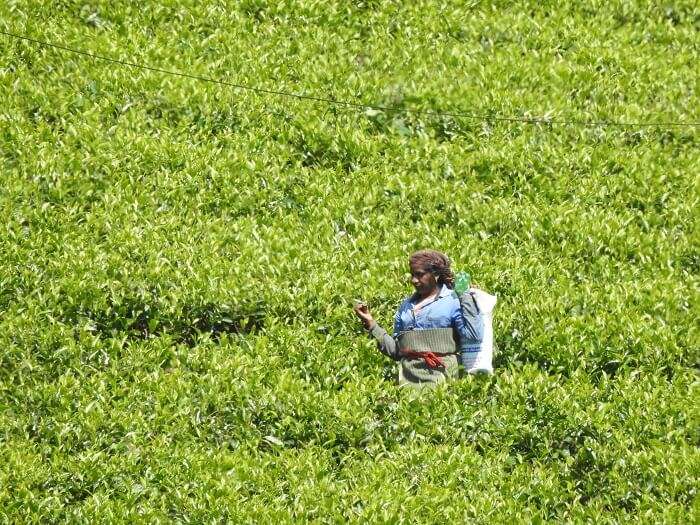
[409, 249, 455, 289]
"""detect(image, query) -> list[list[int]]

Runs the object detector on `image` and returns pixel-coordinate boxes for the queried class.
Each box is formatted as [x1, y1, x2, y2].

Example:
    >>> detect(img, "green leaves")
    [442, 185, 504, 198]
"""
[0, 0, 698, 522]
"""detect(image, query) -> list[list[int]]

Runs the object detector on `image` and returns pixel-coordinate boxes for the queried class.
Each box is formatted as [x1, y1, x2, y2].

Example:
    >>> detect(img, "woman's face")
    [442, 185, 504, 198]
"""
[409, 261, 438, 297]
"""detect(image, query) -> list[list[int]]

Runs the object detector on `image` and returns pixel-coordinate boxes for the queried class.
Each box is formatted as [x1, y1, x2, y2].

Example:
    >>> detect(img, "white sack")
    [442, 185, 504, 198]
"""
[462, 288, 497, 375]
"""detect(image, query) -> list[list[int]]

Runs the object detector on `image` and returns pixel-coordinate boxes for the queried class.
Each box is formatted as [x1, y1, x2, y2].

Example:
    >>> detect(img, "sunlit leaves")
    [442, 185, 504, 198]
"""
[0, 0, 698, 522]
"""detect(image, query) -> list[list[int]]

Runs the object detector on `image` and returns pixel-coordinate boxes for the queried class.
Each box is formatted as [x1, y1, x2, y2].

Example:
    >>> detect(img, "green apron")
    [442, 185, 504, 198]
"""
[369, 323, 458, 388]
[396, 328, 459, 387]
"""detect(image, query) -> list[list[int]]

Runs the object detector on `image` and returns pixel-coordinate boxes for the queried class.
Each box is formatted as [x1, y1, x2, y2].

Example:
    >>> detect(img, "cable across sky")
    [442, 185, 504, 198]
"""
[1, 29, 698, 129]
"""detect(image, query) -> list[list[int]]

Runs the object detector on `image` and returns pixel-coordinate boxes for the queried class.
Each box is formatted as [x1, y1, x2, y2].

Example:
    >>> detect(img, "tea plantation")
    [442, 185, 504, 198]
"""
[1, 0, 698, 522]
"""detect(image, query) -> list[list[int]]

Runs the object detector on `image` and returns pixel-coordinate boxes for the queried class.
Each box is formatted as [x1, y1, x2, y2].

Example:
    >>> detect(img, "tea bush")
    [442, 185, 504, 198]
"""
[1, 0, 698, 522]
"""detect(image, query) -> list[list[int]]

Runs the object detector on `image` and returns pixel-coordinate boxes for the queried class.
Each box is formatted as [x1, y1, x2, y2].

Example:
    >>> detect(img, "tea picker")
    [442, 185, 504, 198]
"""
[354, 250, 494, 387]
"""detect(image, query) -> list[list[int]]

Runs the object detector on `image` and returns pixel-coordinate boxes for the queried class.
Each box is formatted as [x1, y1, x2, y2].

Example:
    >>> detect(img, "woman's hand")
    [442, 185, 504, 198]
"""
[353, 302, 375, 330]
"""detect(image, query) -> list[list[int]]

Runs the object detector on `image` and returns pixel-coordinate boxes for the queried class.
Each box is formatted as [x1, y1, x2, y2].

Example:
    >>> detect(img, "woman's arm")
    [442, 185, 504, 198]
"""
[368, 323, 399, 359]
[354, 303, 399, 358]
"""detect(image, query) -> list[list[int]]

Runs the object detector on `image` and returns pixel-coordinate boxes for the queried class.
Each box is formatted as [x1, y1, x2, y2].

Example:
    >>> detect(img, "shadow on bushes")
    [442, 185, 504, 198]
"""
[65, 297, 266, 346]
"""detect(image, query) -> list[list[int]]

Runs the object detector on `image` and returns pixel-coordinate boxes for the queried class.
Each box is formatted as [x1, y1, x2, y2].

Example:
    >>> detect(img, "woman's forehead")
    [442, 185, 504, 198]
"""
[409, 260, 430, 271]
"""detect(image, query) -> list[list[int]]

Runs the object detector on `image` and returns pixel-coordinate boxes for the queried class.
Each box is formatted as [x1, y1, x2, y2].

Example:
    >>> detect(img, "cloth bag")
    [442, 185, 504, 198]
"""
[462, 288, 497, 374]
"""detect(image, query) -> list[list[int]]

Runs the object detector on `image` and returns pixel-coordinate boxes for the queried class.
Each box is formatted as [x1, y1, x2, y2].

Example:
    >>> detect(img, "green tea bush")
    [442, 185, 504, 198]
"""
[1, 0, 698, 522]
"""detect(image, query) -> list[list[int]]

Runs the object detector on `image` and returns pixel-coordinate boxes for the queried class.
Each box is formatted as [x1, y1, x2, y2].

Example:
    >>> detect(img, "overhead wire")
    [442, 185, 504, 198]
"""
[1, 29, 698, 129]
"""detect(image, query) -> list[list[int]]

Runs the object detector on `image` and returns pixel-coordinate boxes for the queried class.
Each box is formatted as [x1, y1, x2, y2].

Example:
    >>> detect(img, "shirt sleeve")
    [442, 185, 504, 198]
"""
[453, 293, 484, 352]
[369, 323, 399, 359]
[366, 302, 405, 360]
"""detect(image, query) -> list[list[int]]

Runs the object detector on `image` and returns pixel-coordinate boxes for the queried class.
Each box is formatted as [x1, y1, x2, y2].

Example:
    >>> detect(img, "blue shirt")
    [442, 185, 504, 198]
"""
[393, 285, 483, 353]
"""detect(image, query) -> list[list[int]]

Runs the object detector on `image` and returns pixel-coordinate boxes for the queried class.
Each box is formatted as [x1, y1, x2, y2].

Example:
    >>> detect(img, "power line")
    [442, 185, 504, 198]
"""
[1, 29, 698, 129]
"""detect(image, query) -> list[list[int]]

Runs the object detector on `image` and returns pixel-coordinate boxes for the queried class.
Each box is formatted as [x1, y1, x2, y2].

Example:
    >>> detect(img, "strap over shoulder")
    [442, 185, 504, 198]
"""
[458, 291, 480, 316]
[458, 291, 484, 345]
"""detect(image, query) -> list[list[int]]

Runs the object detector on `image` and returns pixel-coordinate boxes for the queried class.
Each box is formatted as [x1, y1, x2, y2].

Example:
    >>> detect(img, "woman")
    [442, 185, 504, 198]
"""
[354, 249, 483, 388]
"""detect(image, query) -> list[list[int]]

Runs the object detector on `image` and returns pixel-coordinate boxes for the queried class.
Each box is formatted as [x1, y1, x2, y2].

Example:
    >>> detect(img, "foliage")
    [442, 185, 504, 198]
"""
[1, 0, 698, 522]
